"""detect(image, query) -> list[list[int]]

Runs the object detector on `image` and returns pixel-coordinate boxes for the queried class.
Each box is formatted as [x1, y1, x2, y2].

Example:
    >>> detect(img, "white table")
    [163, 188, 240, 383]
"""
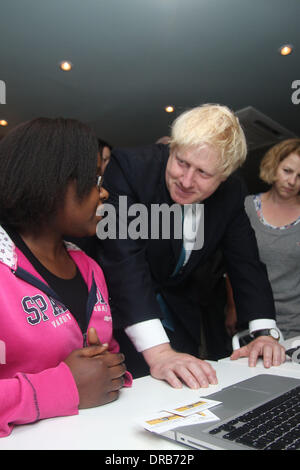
[1, 355, 300, 451]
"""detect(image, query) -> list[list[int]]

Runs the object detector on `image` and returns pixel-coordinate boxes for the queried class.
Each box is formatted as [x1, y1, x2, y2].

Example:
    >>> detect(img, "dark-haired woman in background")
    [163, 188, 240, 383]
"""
[98, 138, 112, 175]
[0, 118, 131, 437]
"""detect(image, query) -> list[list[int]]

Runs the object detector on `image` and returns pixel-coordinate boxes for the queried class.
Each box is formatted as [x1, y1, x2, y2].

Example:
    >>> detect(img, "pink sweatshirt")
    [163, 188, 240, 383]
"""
[0, 226, 132, 437]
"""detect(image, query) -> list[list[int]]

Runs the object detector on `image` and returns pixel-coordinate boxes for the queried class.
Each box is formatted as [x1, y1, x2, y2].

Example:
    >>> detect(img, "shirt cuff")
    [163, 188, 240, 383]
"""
[249, 319, 277, 333]
[125, 319, 170, 352]
[249, 319, 283, 342]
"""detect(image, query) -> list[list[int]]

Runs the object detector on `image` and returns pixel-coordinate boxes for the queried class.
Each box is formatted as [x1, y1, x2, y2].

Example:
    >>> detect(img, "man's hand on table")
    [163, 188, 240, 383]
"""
[142, 343, 218, 389]
[230, 336, 286, 368]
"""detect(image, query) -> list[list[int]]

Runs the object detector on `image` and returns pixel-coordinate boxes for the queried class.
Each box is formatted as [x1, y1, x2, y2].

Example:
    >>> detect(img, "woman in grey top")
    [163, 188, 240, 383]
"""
[244, 139, 300, 339]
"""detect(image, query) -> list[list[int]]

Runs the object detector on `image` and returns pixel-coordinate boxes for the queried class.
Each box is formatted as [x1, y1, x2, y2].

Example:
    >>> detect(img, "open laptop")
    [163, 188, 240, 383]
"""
[159, 374, 300, 450]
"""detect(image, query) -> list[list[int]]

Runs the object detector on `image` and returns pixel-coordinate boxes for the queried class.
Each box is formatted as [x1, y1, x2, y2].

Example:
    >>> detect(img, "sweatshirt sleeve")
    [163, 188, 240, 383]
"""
[0, 361, 79, 438]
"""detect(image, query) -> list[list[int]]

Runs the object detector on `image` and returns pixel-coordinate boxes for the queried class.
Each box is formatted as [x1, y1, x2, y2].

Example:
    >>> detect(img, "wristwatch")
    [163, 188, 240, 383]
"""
[251, 328, 280, 341]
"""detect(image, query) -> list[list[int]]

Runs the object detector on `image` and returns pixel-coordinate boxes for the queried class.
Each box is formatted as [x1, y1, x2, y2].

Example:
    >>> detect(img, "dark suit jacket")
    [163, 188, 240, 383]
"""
[97, 144, 275, 349]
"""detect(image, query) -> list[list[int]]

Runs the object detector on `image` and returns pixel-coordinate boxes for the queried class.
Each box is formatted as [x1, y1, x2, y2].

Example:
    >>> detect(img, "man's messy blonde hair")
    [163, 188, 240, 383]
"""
[170, 104, 247, 178]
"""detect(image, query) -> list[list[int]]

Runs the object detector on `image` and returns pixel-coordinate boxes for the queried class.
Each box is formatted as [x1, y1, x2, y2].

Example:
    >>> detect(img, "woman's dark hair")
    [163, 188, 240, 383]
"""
[98, 138, 112, 155]
[0, 117, 98, 230]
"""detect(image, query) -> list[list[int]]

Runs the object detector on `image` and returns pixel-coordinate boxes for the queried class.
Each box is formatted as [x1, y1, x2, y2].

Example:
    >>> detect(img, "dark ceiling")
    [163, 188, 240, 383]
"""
[0, 0, 299, 147]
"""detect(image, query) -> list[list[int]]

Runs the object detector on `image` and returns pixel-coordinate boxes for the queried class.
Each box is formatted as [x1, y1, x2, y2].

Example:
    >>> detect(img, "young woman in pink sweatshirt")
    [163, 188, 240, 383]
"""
[0, 118, 131, 437]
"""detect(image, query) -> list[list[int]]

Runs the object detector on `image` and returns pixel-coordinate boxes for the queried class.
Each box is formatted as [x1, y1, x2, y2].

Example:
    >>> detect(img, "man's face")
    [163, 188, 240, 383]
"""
[165, 145, 226, 204]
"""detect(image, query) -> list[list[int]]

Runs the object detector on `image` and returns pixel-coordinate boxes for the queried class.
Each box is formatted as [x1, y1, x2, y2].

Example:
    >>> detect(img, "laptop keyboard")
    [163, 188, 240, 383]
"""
[209, 385, 300, 450]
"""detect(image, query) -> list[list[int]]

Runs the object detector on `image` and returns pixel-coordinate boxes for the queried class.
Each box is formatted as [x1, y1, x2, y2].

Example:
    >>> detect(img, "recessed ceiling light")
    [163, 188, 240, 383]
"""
[0, 120, 8, 127]
[279, 44, 293, 56]
[165, 105, 174, 113]
[59, 61, 73, 71]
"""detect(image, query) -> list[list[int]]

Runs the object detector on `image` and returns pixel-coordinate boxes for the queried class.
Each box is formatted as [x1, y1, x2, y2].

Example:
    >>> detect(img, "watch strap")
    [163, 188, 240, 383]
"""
[251, 328, 279, 340]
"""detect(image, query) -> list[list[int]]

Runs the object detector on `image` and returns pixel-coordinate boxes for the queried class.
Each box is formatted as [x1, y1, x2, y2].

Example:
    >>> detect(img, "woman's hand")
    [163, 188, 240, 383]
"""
[64, 328, 127, 408]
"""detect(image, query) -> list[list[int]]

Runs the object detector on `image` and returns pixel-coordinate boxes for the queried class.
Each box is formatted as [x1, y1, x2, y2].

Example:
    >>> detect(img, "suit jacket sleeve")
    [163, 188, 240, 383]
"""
[219, 177, 276, 328]
[97, 147, 164, 329]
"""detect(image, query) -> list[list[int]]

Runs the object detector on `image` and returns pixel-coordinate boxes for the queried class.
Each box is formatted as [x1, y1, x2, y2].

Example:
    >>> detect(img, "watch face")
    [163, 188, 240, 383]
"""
[270, 328, 280, 340]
